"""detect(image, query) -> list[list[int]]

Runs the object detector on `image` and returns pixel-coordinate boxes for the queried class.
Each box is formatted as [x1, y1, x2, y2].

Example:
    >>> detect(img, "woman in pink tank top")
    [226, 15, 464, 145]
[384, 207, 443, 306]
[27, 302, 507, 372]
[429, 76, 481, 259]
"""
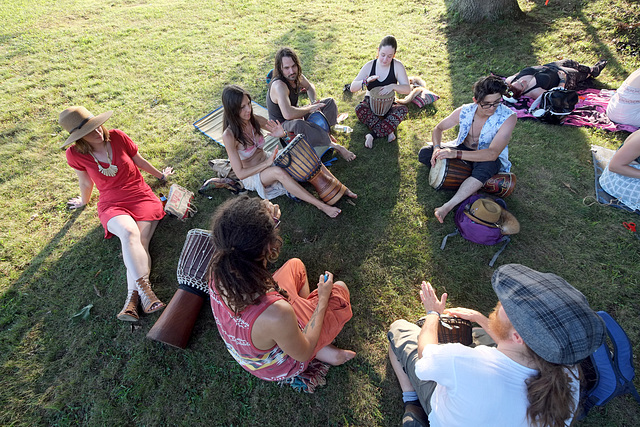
[222, 85, 356, 218]
[207, 196, 355, 382]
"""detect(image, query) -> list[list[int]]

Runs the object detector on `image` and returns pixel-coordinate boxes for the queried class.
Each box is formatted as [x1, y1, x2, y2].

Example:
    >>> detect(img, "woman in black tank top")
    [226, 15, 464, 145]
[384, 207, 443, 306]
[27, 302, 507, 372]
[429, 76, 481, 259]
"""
[349, 35, 412, 148]
[505, 59, 607, 101]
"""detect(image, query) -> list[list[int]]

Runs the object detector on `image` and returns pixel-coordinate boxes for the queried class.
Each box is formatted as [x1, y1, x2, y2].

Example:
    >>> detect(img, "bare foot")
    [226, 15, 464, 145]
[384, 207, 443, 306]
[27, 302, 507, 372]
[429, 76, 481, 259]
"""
[345, 188, 357, 199]
[364, 134, 374, 149]
[434, 206, 450, 223]
[387, 132, 396, 143]
[320, 204, 341, 218]
[315, 344, 356, 366]
[334, 144, 356, 162]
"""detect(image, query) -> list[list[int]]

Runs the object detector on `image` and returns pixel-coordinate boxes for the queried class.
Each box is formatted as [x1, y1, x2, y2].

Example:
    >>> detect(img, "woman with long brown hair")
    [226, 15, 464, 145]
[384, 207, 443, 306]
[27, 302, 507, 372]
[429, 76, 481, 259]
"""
[207, 195, 355, 383]
[222, 84, 356, 218]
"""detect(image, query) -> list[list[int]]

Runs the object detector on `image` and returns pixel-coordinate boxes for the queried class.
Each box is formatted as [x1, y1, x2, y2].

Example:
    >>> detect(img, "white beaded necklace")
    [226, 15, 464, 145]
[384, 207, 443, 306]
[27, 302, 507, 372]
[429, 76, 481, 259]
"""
[89, 143, 118, 177]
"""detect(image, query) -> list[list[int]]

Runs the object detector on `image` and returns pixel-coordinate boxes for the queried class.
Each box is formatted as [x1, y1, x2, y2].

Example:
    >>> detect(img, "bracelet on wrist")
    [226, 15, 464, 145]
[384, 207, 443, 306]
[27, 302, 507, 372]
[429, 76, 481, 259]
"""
[456, 150, 462, 160]
[159, 173, 166, 181]
[426, 310, 441, 318]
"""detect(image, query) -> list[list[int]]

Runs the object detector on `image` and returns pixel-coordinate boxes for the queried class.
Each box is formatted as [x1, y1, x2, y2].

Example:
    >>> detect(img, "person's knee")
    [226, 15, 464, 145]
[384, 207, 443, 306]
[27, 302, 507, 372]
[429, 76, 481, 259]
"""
[334, 281, 349, 296]
[418, 146, 434, 166]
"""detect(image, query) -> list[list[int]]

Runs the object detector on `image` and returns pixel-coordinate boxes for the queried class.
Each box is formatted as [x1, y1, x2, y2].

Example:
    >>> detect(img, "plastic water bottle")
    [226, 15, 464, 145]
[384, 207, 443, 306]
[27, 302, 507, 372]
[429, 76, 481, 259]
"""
[334, 124, 353, 133]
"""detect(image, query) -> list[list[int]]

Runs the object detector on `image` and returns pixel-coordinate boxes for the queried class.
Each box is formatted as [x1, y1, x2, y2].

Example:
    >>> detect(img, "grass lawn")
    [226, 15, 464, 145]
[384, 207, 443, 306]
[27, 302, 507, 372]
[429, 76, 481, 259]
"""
[1, 0, 639, 425]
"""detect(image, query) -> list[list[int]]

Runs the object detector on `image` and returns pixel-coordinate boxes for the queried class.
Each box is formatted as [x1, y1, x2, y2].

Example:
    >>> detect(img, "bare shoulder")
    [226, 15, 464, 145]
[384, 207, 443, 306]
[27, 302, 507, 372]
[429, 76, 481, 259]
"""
[222, 128, 237, 147]
[257, 299, 298, 334]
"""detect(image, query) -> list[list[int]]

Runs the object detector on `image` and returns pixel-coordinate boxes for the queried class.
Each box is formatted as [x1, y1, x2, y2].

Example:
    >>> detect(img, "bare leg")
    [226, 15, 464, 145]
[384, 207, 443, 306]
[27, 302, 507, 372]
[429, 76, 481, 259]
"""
[108, 215, 153, 291]
[260, 167, 341, 218]
[329, 135, 356, 162]
[434, 176, 483, 223]
[316, 344, 356, 366]
[364, 134, 374, 149]
[388, 344, 417, 392]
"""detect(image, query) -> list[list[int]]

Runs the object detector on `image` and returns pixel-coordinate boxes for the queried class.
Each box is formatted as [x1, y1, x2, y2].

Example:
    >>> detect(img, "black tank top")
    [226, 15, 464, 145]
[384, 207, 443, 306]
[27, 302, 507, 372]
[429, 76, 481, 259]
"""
[266, 77, 299, 123]
[366, 59, 397, 90]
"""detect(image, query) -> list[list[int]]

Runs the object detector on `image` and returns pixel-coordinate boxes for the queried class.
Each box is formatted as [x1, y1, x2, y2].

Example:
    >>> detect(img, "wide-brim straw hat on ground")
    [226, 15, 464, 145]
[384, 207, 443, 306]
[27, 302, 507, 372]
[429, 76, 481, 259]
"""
[464, 198, 520, 235]
[59, 106, 113, 148]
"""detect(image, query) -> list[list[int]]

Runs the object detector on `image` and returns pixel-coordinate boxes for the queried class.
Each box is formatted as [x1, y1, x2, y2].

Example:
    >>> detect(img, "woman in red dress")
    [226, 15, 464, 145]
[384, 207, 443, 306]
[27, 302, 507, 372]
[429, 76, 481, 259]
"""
[59, 106, 174, 322]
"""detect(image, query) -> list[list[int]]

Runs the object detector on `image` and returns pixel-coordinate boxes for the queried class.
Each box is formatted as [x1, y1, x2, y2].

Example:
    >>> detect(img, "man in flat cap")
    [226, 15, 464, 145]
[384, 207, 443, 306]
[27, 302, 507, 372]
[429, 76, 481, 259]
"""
[387, 264, 605, 427]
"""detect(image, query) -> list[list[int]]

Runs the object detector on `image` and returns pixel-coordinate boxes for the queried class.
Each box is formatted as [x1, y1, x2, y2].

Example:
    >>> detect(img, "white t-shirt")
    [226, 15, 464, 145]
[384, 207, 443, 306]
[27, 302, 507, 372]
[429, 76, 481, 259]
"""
[415, 344, 579, 427]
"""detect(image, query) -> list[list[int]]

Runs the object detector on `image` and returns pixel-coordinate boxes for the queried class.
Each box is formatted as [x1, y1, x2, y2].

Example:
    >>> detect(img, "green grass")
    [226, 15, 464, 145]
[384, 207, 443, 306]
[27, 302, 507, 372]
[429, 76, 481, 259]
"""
[1, 0, 640, 425]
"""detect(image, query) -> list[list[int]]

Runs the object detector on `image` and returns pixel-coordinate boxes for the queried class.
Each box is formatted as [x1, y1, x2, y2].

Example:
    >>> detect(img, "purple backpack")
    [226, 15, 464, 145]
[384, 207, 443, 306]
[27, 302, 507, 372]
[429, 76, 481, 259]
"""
[440, 194, 510, 267]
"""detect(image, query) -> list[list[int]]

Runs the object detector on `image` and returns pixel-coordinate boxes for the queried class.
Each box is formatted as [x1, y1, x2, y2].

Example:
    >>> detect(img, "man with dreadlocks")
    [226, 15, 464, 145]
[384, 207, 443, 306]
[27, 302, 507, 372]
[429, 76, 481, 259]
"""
[388, 264, 605, 427]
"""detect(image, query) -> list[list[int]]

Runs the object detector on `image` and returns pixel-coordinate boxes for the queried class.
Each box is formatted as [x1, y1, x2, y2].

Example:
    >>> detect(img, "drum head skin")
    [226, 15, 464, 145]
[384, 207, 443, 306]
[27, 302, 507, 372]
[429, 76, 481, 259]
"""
[429, 158, 446, 189]
[307, 111, 330, 133]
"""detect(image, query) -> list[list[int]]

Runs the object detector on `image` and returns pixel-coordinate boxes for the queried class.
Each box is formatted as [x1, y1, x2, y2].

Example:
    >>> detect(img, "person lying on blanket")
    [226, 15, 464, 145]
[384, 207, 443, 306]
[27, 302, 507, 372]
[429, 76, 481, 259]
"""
[207, 196, 355, 385]
[607, 68, 640, 128]
[599, 129, 640, 211]
[221, 84, 356, 218]
[348, 35, 412, 149]
[266, 47, 356, 162]
[387, 264, 604, 427]
[418, 76, 517, 223]
[505, 59, 608, 100]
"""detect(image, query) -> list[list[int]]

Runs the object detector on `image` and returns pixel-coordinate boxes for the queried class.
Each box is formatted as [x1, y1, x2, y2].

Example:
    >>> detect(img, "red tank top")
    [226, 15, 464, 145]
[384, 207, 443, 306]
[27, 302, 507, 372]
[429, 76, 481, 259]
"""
[208, 281, 308, 381]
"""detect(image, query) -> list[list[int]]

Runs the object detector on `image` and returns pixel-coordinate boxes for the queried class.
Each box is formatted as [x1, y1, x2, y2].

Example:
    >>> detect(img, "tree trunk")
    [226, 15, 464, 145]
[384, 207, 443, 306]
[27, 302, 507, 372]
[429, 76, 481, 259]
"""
[451, 0, 524, 23]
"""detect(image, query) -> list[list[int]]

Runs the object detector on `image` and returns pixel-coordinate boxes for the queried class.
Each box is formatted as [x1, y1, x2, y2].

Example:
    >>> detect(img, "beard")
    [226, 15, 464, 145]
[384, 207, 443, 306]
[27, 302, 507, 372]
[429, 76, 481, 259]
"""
[488, 303, 513, 341]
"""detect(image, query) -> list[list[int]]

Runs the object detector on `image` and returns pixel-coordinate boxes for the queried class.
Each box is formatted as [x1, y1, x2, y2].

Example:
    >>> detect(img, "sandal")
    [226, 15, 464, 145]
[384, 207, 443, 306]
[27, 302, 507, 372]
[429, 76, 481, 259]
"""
[117, 290, 140, 322]
[135, 276, 166, 314]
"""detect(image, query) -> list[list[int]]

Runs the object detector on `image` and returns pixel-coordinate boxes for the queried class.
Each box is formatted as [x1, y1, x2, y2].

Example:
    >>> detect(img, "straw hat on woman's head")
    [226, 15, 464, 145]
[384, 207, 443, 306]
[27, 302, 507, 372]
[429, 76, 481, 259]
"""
[59, 106, 113, 148]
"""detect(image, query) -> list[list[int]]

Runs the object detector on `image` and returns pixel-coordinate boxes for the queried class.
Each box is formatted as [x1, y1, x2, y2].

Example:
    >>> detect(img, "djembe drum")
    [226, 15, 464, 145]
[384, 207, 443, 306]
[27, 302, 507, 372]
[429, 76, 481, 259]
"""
[369, 86, 395, 116]
[147, 229, 214, 349]
[438, 315, 473, 346]
[415, 315, 473, 346]
[429, 158, 517, 197]
[429, 158, 473, 191]
[274, 134, 347, 205]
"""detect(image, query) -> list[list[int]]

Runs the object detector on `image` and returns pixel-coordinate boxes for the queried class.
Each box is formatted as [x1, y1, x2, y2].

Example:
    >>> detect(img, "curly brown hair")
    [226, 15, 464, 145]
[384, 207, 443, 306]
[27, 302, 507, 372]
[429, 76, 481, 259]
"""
[207, 195, 285, 314]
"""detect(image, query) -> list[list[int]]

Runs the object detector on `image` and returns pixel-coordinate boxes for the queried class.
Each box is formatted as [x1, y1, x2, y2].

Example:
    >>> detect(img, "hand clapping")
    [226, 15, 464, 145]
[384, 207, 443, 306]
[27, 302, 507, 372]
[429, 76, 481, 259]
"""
[264, 120, 286, 138]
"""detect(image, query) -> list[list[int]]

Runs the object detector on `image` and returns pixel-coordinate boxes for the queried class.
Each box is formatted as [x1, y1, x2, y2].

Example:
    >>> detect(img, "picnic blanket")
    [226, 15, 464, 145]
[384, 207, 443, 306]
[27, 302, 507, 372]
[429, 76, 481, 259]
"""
[591, 144, 639, 214]
[504, 89, 639, 133]
[193, 101, 282, 152]
[193, 101, 335, 162]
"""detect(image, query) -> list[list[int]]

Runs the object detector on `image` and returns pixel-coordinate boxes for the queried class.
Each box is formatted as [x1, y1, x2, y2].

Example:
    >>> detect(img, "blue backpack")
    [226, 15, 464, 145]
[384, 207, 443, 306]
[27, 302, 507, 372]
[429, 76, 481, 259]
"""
[440, 195, 511, 267]
[579, 311, 640, 419]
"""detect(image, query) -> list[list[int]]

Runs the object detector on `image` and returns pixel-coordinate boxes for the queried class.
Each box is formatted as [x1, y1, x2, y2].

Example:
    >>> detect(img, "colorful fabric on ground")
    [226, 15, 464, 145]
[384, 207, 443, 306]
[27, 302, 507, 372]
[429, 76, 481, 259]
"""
[504, 89, 639, 132]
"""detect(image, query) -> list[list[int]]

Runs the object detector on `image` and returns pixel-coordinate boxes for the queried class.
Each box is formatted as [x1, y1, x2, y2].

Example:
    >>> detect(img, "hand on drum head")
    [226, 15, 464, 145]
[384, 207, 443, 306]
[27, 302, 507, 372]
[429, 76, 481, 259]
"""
[264, 120, 286, 138]
[378, 85, 395, 96]
[268, 147, 279, 165]
[309, 102, 326, 113]
[434, 148, 457, 162]
[444, 307, 485, 325]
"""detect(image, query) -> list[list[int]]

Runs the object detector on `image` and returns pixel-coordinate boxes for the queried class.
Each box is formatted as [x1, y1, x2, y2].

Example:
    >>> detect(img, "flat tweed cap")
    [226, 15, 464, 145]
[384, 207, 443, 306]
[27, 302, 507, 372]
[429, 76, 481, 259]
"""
[492, 264, 605, 365]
